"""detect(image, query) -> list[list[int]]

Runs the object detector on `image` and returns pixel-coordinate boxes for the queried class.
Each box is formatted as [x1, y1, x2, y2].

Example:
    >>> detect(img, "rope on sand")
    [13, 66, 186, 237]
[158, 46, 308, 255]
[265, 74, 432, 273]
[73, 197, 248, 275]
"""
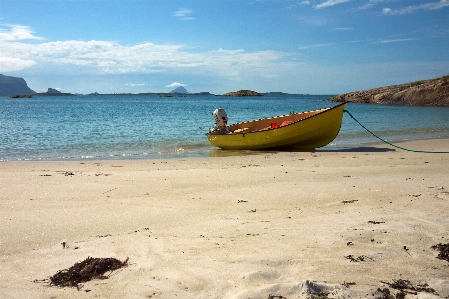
[343, 110, 449, 154]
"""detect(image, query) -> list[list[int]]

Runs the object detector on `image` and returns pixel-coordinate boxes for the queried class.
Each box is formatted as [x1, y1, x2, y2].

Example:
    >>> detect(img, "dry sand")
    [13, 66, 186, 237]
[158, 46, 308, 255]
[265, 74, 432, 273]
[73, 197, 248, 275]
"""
[1, 139, 449, 299]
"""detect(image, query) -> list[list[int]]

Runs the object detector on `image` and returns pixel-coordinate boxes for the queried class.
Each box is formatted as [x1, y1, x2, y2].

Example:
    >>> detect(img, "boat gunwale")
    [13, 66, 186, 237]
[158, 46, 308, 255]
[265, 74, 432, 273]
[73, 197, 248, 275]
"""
[206, 102, 347, 136]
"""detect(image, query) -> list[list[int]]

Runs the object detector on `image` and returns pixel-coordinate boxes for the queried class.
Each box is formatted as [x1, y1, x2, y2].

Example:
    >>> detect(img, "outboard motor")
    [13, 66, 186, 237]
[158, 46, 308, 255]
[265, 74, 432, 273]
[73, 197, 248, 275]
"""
[211, 108, 230, 133]
[213, 108, 228, 127]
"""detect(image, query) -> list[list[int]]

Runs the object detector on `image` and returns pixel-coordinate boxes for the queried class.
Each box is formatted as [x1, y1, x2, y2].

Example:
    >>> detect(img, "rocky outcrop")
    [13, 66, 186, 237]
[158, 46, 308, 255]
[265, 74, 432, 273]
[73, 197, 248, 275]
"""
[46, 88, 61, 94]
[223, 90, 263, 97]
[328, 76, 449, 106]
[0, 74, 36, 96]
[8, 94, 33, 98]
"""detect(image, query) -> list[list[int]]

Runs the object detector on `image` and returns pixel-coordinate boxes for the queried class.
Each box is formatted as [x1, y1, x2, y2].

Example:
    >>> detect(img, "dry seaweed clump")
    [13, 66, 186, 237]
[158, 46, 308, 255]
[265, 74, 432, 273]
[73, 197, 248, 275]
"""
[376, 287, 400, 299]
[432, 243, 449, 263]
[49, 257, 129, 287]
[379, 279, 438, 298]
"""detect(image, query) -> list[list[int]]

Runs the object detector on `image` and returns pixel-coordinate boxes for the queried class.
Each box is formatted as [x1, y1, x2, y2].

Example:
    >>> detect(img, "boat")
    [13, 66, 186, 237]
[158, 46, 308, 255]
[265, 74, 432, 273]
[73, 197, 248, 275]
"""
[206, 102, 347, 150]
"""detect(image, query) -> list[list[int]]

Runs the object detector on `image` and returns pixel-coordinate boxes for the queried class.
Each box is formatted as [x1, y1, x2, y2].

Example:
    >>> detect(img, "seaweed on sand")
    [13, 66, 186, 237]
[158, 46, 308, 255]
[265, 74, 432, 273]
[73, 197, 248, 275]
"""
[380, 279, 438, 297]
[310, 291, 330, 298]
[345, 255, 373, 262]
[376, 288, 397, 299]
[431, 243, 449, 263]
[49, 257, 129, 287]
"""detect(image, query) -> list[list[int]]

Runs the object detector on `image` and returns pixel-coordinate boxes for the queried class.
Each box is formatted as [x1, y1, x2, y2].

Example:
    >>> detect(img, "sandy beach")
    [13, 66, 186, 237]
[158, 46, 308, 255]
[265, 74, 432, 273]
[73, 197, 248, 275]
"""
[1, 139, 449, 299]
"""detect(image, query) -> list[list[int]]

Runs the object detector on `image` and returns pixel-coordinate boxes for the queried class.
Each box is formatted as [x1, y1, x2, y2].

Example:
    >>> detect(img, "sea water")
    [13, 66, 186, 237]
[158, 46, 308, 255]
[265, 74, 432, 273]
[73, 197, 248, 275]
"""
[1, 94, 449, 161]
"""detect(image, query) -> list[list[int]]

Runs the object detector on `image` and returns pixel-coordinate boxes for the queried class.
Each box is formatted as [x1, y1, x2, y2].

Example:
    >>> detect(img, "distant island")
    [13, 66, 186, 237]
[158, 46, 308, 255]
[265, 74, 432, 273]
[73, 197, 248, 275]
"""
[222, 90, 263, 96]
[328, 75, 449, 106]
[0, 75, 77, 97]
[91, 92, 213, 97]
[0, 75, 280, 98]
[9, 94, 33, 98]
[10, 88, 76, 97]
[34, 88, 75, 97]
[3, 73, 448, 106]
[0, 74, 36, 96]
[170, 86, 188, 94]
[263, 92, 289, 95]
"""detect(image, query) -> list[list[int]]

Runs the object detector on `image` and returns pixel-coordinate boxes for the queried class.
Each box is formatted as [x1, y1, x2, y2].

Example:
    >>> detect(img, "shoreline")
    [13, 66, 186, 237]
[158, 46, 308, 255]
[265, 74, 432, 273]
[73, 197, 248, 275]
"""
[1, 138, 449, 298]
[3, 135, 449, 163]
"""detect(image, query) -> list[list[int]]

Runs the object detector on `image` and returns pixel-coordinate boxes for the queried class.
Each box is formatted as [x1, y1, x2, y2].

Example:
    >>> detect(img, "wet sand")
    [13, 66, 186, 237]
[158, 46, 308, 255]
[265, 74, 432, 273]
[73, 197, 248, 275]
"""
[1, 139, 449, 298]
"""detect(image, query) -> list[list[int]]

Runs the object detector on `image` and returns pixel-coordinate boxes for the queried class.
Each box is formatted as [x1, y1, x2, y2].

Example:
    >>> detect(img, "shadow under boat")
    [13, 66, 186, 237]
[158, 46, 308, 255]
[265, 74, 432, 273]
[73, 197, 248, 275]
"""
[208, 146, 395, 157]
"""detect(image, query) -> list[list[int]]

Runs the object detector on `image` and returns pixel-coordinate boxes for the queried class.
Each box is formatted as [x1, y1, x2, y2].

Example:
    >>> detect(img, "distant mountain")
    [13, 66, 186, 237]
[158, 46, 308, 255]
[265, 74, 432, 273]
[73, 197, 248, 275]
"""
[0, 74, 36, 96]
[170, 86, 188, 94]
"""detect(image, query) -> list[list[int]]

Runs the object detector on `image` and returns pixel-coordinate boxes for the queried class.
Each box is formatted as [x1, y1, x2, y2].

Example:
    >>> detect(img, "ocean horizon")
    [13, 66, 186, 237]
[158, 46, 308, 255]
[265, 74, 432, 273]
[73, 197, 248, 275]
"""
[1, 94, 449, 161]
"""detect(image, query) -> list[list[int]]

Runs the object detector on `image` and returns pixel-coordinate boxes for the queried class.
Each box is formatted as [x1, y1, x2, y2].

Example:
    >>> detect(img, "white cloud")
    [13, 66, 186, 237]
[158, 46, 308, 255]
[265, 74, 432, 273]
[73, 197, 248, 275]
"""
[1, 33, 297, 79]
[359, 4, 372, 10]
[0, 24, 42, 41]
[173, 8, 195, 20]
[383, 0, 449, 15]
[315, 0, 349, 9]
[286, 1, 310, 9]
[358, 0, 385, 10]
[374, 38, 417, 44]
[166, 82, 187, 88]
[298, 43, 334, 50]
[0, 57, 36, 72]
[126, 83, 146, 87]
[333, 27, 352, 31]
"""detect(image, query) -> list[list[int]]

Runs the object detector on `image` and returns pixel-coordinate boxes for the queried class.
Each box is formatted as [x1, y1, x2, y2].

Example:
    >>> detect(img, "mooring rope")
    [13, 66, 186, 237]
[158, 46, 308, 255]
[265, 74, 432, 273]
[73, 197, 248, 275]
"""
[343, 110, 449, 154]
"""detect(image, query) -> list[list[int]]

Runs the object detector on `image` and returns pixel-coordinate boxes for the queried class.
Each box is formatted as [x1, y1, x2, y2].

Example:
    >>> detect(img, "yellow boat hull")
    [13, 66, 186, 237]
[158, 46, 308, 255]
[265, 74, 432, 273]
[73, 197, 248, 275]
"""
[207, 103, 346, 150]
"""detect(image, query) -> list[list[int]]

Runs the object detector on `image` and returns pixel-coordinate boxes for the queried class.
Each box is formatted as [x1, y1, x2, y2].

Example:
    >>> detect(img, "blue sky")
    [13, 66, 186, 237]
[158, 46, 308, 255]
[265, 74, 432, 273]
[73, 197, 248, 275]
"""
[1, 0, 448, 94]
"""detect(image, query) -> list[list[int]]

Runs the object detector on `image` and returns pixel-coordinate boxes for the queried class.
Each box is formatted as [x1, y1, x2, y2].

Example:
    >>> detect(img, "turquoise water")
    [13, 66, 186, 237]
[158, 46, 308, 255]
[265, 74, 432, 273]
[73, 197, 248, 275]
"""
[1, 94, 449, 161]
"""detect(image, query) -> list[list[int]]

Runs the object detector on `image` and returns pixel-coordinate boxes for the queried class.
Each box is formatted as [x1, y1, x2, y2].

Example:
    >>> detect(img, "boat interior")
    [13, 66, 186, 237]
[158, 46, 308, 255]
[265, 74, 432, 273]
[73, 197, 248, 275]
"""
[225, 108, 329, 134]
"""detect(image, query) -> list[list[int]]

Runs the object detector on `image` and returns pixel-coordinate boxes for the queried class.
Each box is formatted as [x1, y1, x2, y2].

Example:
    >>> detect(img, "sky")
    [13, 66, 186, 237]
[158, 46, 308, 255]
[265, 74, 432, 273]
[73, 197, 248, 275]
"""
[1, 0, 448, 95]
